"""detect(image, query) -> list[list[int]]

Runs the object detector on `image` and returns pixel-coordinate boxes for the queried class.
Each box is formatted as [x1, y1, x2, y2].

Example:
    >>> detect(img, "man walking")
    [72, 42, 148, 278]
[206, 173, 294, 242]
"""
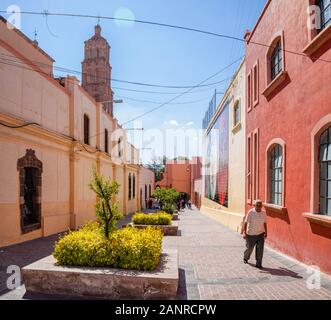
[243, 200, 267, 269]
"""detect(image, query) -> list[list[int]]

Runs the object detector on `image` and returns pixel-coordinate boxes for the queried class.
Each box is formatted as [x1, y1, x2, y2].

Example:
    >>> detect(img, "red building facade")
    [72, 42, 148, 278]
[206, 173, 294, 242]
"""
[245, 0, 331, 274]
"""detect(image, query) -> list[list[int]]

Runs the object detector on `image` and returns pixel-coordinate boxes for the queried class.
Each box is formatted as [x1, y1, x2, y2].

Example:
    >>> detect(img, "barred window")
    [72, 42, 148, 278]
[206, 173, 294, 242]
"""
[319, 0, 331, 30]
[128, 173, 132, 200]
[104, 129, 108, 153]
[319, 126, 331, 216]
[270, 145, 283, 206]
[84, 114, 90, 145]
[271, 41, 282, 80]
[133, 174, 136, 199]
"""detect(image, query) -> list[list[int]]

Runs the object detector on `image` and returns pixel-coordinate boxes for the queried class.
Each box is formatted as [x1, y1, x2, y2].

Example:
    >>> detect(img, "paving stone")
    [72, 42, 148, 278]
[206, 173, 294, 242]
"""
[1, 207, 331, 300]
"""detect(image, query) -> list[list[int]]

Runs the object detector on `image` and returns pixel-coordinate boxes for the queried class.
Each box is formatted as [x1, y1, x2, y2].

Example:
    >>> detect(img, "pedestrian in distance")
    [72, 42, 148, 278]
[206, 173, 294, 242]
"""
[242, 199, 268, 269]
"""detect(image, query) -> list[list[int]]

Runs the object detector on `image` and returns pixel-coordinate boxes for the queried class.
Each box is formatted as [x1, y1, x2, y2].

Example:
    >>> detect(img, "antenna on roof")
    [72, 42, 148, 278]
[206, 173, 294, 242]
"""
[32, 28, 38, 46]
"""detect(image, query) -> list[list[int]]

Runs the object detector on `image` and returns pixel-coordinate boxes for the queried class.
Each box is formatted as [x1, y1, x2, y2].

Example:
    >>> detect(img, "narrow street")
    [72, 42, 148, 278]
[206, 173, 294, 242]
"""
[164, 207, 331, 300]
[1, 207, 331, 300]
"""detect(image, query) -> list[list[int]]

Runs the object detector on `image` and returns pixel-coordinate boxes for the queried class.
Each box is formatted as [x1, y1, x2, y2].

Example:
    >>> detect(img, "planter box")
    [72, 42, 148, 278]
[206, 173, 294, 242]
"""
[22, 249, 178, 300]
[131, 221, 179, 236]
[172, 214, 179, 221]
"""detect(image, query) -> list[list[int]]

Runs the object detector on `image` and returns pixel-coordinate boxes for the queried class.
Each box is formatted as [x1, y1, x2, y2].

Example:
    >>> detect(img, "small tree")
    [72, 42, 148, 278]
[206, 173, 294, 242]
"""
[89, 169, 123, 238]
[154, 188, 180, 214]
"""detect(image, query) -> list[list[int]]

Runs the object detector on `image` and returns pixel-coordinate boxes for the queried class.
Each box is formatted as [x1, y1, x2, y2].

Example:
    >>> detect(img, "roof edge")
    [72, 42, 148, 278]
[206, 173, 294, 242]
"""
[0, 15, 55, 62]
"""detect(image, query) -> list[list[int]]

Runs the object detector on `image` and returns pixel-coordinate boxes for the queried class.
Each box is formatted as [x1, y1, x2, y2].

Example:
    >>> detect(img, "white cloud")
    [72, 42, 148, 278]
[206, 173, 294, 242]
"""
[164, 120, 179, 126]
[186, 121, 194, 126]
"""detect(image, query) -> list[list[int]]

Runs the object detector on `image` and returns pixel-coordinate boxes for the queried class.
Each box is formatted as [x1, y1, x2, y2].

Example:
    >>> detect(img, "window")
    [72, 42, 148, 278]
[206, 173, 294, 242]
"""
[271, 41, 283, 81]
[234, 101, 241, 127]
[247, 72, 252, 112]
[319, 126, 331, 215]
[319, 0, 331, 30]
[253, 61, 259, 105]
[253, 130, 259, 201]
[84, 114, 90, 145]
[247, 134, 252, 204]
[149, 185, 152, 198]
[269, 145, 283, 206]
[17, 149, 42, 233]
[145, 184, 147, 200]
[133, 174, 136, 199]
[128, 173, 132, 200]
[104, 129, 108, 153]
[118, 138, 122, 158]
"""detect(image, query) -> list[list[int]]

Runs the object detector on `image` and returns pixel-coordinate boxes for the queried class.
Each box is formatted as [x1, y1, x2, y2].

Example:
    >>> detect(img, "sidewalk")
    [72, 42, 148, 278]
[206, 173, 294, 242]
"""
[164, 207, 331, 300]
[1, 207, 331, 300]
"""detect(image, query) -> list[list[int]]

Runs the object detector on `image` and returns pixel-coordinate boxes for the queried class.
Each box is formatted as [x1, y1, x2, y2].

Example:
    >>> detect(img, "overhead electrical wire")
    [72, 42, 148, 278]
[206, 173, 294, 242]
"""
[0, 53, 233, 89]
[1, 10, 331, 63]
[0, 55, 243, 126]
[121, 57, 243, 125]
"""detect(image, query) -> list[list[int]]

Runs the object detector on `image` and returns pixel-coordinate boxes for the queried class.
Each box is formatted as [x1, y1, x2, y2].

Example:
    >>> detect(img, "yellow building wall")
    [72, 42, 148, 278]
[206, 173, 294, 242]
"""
[0, 23, 142, 248]
[0, 127, 71, 247]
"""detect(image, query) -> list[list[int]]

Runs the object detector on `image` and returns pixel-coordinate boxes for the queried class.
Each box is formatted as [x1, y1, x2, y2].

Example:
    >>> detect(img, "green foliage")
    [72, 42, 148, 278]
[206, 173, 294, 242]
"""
[53, 222, 163, 271]
[89, 168, 122, 238]
[132, 212, 172, 225]
[154, 188, 180, 214]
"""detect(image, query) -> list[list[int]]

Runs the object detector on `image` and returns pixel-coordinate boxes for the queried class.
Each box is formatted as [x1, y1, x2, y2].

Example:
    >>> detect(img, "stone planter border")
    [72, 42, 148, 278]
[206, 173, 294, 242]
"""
[131, 221, 179, 236]
[22, 249, 179, 300]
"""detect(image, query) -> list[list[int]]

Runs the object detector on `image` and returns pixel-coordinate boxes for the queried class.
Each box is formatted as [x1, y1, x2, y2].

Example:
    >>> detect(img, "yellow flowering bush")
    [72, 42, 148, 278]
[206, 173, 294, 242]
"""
[53, 223, 163, 271]
[132, 212, 172, 226]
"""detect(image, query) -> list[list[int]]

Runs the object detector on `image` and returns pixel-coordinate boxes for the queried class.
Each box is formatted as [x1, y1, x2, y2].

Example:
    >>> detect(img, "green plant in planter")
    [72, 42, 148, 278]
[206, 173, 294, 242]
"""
[89, 169, 123, 238]
[53, 224, 163, 271]
[154, 188, 180, 214]
[133, 212, 172, 225]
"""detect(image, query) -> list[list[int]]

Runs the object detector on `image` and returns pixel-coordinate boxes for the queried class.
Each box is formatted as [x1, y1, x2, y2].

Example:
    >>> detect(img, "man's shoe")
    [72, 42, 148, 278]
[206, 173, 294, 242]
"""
[256, 265, 263, 269]
[243, 259, 248, 264]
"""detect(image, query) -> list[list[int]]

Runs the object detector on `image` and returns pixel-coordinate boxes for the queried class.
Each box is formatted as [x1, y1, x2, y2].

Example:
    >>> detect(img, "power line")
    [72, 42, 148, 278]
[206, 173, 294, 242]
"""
[1, 10, 331, 63]
[0, 55, 239, 123]
[112, 85, 223, 95]
[121, 57, 243, 125]
[0, 53, 233, 89]
[115, 95, 217, 105]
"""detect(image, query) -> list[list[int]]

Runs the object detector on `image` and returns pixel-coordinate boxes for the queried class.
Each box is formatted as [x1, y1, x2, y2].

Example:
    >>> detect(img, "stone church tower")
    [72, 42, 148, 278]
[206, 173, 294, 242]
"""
[82, 25, 114, 116]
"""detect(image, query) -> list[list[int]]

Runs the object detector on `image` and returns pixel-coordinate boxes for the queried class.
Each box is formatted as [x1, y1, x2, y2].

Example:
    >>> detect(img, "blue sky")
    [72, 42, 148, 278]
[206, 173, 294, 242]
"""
[1, 0, 266, 163]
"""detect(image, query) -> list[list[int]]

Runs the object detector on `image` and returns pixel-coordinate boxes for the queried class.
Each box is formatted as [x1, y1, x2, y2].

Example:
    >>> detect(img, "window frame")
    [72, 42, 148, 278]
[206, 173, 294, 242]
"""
[104, 129, 109, 153]
[247, 71, 252, 112]
[247, 133, 252, 204]
[253, 60, 259, 106]
[319, 0, 331, 30]
[318, 126, 331, 215]
[233, 100, 241, 127]
[128, 173, 132, 201]
[133, 173, 136, 199]
[270, 41, 283, 81]
[17, 149, 43, 234]
[83, 114, 90, 145]
[265, 139, 286, 208]
[269, 145, 283, 206]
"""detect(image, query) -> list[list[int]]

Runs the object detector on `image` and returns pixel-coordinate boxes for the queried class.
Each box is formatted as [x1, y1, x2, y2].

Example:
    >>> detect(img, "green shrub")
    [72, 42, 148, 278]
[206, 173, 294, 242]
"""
[53, 223, 163, 271]
[132, 212, 172, 226]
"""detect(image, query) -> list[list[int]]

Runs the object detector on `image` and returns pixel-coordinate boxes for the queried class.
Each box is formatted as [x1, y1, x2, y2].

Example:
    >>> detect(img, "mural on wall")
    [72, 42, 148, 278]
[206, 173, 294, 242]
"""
[204, 101, 229, 207]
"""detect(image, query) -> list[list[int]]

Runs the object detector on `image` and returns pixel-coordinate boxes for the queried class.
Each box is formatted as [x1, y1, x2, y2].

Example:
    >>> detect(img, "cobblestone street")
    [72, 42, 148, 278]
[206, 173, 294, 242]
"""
[1, 207, 331, 300]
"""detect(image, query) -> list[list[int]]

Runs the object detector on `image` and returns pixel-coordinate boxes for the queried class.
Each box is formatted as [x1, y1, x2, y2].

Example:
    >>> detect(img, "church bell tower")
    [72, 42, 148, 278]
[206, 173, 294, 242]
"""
[82, 25, 114, 116]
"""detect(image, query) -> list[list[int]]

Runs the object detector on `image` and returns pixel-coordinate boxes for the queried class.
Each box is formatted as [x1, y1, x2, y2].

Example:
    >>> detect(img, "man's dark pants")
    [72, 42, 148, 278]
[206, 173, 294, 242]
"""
[244, 233, 265, 266]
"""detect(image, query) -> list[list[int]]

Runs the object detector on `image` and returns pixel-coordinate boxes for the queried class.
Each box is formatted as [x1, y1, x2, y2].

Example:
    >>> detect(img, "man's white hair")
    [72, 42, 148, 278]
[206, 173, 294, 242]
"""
[254, 199, 263, 205]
